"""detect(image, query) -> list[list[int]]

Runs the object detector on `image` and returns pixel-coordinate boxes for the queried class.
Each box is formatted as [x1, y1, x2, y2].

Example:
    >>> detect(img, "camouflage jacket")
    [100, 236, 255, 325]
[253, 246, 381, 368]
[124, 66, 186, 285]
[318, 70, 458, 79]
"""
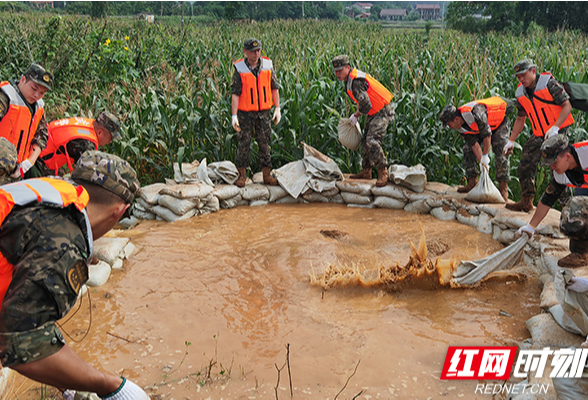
[541, 147, 584, 207]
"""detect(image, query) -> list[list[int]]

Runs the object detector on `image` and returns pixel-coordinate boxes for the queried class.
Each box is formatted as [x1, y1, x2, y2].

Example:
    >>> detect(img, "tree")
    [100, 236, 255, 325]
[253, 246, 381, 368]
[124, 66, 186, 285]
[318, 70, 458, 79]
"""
[90, 1, 108, 18]
[370, 5, 382, 20]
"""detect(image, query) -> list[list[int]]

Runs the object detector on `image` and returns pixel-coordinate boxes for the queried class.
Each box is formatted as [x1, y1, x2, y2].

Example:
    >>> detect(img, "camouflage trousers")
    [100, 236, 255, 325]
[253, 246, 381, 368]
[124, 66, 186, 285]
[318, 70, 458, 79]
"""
[463, 119, 510, 182]
[560, 196, 588, 254]
[236, 110, 272, 169]
[518, 128, 569, 198]
[360, 103, 394, 171]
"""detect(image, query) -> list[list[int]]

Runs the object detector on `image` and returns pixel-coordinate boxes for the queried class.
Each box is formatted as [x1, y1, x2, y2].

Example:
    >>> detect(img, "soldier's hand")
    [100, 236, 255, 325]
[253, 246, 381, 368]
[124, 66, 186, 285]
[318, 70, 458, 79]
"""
[10, 159, 33, 179]
[567, 277, 588, 293]
[503, 140, 515, 156]
[349, 113, 359, 126]
[480, 154, 490, 170]
[231, 115, 241, 132]
[272, 107, 281, 125]
[545, 126, 559, 139]
[105, 378, 149, 400]
[517, 223, 535, 237]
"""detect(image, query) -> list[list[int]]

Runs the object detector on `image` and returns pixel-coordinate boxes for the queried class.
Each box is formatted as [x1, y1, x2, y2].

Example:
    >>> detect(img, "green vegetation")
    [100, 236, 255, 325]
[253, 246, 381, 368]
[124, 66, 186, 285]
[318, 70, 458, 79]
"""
[1, 13, 588, 203]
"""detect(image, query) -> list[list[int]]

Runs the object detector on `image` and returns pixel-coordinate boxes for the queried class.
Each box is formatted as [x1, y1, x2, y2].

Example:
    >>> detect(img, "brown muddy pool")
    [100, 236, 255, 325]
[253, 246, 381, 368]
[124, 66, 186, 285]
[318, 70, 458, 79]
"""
[11, 204, 541, 399]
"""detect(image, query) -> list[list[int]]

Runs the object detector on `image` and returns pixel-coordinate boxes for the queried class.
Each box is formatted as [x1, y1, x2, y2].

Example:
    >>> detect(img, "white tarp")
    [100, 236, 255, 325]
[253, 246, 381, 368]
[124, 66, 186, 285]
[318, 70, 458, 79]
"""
[452, 235, 529, 285]
[208, 161, 239, 184]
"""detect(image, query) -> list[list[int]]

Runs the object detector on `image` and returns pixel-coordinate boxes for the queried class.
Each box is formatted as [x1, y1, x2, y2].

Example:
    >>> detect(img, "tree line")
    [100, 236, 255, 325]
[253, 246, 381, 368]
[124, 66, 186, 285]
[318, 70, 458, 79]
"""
[446, 2, 588, 34]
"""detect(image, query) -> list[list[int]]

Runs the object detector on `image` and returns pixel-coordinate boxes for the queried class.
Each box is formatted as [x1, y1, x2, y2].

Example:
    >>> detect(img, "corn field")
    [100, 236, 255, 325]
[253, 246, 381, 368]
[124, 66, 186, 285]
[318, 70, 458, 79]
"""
[2, 13, 588, 202]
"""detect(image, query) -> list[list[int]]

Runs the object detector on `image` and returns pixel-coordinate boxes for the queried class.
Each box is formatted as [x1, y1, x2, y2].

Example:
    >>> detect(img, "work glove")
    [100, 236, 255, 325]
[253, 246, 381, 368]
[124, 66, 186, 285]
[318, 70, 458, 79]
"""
[517, 223, 535, 237]
[480, 154, 490, 170]
[545, 125, 559, 139]
[349, 113, 359, 126]
[272, 107, 281, 125]
[231, 115, 241, 132]
[503, 140, 515, 156]
[566, 277, 588, 293]
[101, 378, 149, 400]
[10, 159, 33, 179]
[62, 390, 75, 400]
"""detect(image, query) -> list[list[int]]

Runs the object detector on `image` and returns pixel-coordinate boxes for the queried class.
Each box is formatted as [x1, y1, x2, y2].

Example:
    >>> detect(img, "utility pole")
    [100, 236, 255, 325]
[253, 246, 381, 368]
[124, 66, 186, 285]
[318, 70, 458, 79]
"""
[302, 1, 304, 18]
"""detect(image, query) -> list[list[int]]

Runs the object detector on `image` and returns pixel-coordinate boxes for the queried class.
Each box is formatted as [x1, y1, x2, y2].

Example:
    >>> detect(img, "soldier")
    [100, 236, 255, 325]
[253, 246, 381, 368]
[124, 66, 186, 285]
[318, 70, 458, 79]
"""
[0, 151, 148, 399]
[503, 59, 574, 212]
[0, 138, 17, 186]
[35, 111, 121, 176]
[439, 97, 513, 201]
[332, 55, 395, 187]
[231, 38, 281, 187]
[0, 63, 52, 179]
[518, 135, 588, 268]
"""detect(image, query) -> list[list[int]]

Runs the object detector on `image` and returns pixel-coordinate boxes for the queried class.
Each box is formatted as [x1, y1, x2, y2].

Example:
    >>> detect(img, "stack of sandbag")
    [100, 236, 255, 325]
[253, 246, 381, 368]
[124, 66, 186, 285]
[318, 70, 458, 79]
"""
[133, 183, 166, 220]
[90, 236, 136, 287]
[336, 180, 374, 208]
[155, 182, 217, 220]
[388, 164, 427, 193]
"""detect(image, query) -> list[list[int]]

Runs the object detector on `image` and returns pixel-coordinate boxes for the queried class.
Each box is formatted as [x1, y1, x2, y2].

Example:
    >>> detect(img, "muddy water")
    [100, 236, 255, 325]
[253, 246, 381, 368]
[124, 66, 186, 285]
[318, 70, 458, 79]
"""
[12, 204, 541, 399]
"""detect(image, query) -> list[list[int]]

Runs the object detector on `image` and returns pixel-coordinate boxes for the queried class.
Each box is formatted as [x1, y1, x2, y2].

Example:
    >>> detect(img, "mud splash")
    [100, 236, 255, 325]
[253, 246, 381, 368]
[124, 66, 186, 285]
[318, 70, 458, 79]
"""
[9, 204, 541, 399]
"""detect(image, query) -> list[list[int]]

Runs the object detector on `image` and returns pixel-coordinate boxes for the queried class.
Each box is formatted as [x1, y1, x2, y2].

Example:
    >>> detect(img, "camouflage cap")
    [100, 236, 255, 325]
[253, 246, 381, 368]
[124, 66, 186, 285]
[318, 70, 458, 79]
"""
[332, 55, 350, 71]
[71, 150, 139, 203]
[513, 59, 536, 76]
[0, 138, 17, 185]
[24, 63, 53, 90]
[96, 111, 121, 140]
[439, 105, 458, 127]
[243, 38, 261, 51]
[540, 134, 569, 166]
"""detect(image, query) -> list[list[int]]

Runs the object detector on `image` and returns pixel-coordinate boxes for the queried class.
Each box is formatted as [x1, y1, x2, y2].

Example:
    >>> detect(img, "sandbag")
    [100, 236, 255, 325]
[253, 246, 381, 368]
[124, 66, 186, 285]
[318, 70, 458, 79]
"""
[430, 206, 456, 221]
[452, 235, 528, 286]
[160, 183, 214, 200]
[212, 184, 241, 200]
[337, 118, 362, 151]
[138, 183, 167, 204]
[173, 160, 200, 183]
[553, 376, 588, 400]
[87, 260, 111, 287]
[220, 194, 242, 209]
[241, 184, 270, 201]
[389, 164, 427, 193]
[200, 196, 220, 213]
[132, 209, 156, 220]
[465, 167, 504, 203]
[158, 194, 197, 215]
[196, 158, 215, 186]
[267, 184, 289, 202]
[340, 192, 372, 205]
[336, 180, 373, 196]
[208, 161, 239, 184]
[404, 199, 431, 214]
[93, 237, 130, 266]
[373, 196, 406, 209]
[526, 313, 584, 347]
[553, 269, 588, 336]
[150, 205, 197, 222]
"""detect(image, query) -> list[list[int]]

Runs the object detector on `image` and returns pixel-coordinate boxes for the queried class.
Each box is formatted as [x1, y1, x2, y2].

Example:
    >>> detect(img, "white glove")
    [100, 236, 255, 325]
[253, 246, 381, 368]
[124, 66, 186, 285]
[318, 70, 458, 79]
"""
[349, 113, 358, 126]
[545, 125, 559, 139]
[517, 223, 535, 237]
[503, 140, 515, 156]
[231, 115, 241, 132]
[62, 390, 75, 400]
[567, 277, 588, 293]
[480, 154, 490, 170]
[103, 378, 149, 400]
[10, 159, 33, 179]
[272, 107, 281, 125]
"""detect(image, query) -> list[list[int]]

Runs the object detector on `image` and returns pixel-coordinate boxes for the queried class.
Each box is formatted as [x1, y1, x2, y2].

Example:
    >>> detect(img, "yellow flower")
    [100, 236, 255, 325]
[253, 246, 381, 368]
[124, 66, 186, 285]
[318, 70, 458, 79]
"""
[98, 56, 101, 60]
[124, 46, 129, 51]
[125, 36, 129, 40]
[105, 39, 111, 45]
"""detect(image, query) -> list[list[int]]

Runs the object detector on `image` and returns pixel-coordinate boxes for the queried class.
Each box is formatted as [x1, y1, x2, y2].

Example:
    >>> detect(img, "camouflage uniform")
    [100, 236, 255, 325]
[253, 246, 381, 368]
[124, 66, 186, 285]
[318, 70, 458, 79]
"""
[351, 79, 395, 170]
[461, 103, 511, 182]
[0, 151, 139, 368]
[231, 60, 280, 169]
[516, 75, 570, 199]
[0, 138, 17, 185]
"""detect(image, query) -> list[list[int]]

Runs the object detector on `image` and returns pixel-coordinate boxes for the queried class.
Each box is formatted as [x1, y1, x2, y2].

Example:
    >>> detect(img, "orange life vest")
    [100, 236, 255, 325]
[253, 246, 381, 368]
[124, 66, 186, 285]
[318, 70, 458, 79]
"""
[0, 178, 91, 309]
[0, 81, 45, 162]
[457, 97, 507, 135]
[346, 69, 393, 116]
[40, 117, 99, 174]
[516, 72, 574, 137]
[234, 57, 274, 112]
[552, 141, 588, 189]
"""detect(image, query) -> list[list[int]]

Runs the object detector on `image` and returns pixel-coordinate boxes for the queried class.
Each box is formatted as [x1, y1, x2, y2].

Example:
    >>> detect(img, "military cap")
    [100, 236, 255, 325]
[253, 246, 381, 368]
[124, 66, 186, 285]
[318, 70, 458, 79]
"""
[0, 138, 17, 185]
[96, 111, 121, 140]
[332, 55, 350, 71]
[513, 59, 536, 76]
[71, 150, 139, 204]
[540, 134, 569, 166]
[23, 63, 53, 90]
[243, 38, 261, 51]
[439, 105, 458, 127]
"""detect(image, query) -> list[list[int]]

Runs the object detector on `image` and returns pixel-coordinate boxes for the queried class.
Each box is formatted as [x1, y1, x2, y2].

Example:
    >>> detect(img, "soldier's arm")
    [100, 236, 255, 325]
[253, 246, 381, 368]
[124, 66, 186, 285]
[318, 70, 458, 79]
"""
[472, 104, 492, 139]
[0, 91, 8, 121]
[31, 114, 48, 151]
[231, 69, 242, 116]
[66, 139, 96, 165]
[546, 79, 573, 128]
[352, 79, 372, 115]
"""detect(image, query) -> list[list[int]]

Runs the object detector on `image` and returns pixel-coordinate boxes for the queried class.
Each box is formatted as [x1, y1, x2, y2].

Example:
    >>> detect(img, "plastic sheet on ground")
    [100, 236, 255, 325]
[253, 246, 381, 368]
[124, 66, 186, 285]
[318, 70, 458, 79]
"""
[451, 235, 528, 285]
[274, 142, 343, 199]
[465, 166, 504, 204]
